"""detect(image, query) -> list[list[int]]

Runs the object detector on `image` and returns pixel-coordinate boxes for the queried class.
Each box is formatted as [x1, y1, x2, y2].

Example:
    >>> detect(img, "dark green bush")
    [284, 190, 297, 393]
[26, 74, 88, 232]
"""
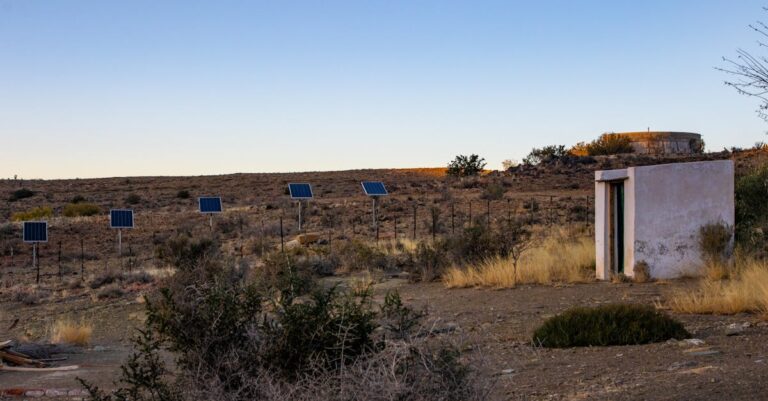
[523, 145, 568, 165]
[532, 304, 690, 347]
[480, 182, 505, 200]
[735, 164, 768, 253]
[8, 188, 34, 202]
[176, 190, 190, 199]
[155, 234, 219, 271]
[698, 222, 733, 264]
[63, 202, 101, 217]
[126, 193, 142, 204]
[582, 133, 635, 156]
[447, 154, 486, 177]
[70, 195, 86, 204]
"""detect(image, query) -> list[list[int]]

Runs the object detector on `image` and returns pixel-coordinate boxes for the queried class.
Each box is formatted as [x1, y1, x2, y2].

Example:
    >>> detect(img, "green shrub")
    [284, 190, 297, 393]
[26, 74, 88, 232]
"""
[126, 193, 142, 204]
[176, 190, 190, 199]
[480, 182, 505, 200]
[735, 164, 768, 253]
[155, 234, 219, 271]
[63, 202, 101, 217]
[698, 222, 733, 264]
[8, 188, 35, 202]
[70, 195, 86, 204]
[447, 154, 486, 177]
[12, 206, 53, 221]
[582, 133, 635, 156]
[523, 145, 568, 165]
[532, 304, 690, 347]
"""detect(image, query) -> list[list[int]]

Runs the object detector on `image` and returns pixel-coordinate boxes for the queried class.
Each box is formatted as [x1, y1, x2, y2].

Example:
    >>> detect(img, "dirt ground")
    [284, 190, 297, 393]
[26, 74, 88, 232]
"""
[2, 152, 768, 399]
[2, 278, 767, 400]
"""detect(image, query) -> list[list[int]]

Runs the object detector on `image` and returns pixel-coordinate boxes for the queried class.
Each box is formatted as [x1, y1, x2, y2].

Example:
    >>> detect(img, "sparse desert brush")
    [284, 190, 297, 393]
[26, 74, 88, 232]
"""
[8, 285, 47, 305]
[50, 318, 93, 346]
[669, 259, 768, 315]
[443, 233, 594, 288]
[63, 202, 101, 217]
[11, 206, 53, 222]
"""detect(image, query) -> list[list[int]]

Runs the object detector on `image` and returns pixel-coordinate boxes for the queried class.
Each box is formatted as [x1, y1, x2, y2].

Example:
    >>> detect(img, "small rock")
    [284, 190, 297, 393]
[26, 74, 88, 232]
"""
[499, 368, 515, 375]
[668, 361, 698, 371]
[726, 322, 750, 336]
[679, 338, 705, 347]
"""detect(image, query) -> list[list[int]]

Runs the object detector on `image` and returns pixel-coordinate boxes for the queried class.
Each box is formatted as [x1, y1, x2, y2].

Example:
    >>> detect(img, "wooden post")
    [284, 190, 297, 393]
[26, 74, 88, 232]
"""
[80, 237, 85, 280]
[57, 240, 62, 280]
[33, 243, 39, 284]
[468, 200, 473, 227]
[280, 216, 285, 254]
[412, 205, 417, 240]
[487, 199, 491, 229]
[451, 202, 455, 235]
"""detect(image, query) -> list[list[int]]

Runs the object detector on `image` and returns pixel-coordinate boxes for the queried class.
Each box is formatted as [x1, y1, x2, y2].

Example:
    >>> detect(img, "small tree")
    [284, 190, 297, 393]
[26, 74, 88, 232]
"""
[447, 154, 486, 177]
[523, 145, 568, 165]
[501, 159, 518, 170]
[719, 8, 768, 122]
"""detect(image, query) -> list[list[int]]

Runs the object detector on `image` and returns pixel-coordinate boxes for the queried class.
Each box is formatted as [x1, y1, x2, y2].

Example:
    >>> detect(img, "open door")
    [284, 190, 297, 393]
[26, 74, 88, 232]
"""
[610, 182, 625, 274]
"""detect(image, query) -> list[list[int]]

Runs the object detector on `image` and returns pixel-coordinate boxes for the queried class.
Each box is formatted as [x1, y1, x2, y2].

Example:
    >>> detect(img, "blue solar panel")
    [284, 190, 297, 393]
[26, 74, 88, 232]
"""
[362, 181, 388, 196]
[288, 183, 313, 199]
[199, 197, 223, 213]
[23, 221, 48, 243]
[110, 209, 134, 228]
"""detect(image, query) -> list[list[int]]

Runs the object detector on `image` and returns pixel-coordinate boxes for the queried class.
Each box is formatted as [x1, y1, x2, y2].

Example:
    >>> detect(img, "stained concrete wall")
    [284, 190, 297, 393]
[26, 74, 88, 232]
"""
[595, 160, 734, 280]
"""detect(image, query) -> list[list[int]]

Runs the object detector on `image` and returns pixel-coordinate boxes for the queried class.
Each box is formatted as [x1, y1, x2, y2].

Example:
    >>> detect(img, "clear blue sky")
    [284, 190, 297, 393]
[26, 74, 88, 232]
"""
[2, 0, 768, 178]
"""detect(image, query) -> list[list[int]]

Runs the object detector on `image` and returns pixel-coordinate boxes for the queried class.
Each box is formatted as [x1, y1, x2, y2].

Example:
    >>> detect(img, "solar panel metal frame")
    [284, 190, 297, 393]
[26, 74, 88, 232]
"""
[23, 221, 48, 243]
[361, 181, 388, 196]
[198, 197, 223, 214]
[288, 183, 314, 200]
[110, 209, 135, 229]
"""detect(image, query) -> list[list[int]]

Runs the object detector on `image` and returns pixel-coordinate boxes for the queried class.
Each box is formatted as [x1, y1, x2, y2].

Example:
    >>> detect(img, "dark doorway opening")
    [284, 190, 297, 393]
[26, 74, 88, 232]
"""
[610, 182, 625, 274]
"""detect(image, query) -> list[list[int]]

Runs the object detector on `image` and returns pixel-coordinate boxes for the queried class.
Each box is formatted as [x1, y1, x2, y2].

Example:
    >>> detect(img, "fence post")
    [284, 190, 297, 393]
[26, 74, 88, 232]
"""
[412, 205, 417, 240]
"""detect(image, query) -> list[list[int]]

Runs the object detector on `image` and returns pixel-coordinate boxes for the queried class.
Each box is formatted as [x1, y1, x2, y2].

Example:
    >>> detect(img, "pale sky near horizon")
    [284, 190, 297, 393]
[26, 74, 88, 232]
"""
[3, 0, 768, 179]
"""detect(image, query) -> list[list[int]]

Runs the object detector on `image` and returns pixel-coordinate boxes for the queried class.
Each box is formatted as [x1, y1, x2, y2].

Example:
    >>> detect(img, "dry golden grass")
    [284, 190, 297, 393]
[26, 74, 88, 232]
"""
[50, 318, 93, 346]
[443, 234, 595, 289]
[669, 259, 768, 315]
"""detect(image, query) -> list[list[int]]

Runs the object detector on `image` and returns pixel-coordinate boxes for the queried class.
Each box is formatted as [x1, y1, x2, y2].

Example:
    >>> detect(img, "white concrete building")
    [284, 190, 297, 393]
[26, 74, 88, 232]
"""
[595, 160, 734, 280]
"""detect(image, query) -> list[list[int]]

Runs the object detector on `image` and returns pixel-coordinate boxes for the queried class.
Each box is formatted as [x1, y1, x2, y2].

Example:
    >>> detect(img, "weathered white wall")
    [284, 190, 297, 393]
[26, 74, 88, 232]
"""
[595, 160, 734, 279]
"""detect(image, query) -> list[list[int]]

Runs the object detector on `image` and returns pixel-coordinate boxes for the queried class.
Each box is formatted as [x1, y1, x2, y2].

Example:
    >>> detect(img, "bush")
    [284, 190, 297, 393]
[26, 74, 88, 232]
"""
[532, 304, 689, 347]
[176, 190, 191, 199]
[698, 222, 733, 265]
[572, 133, 634, 156]
[70, 195, 86, 204]
[735, 164, 768, 253]
[12, 206, 53, 222]
[155, 234, 219, 271]
[480, 182, 505, 200]
[126, 193, 142, 205]
[8, 188, 35, 202]
[523, 145, 568, 165]
[63, 202, 101, 217]
[447, 154, 486, 177]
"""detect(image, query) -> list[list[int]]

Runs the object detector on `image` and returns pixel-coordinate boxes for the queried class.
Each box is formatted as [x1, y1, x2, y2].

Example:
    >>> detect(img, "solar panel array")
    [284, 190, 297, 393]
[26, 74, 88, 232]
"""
[288, 183, 314, 199]
[110, 209, 135, 228]
[362, 181, 388, 196]
[23, 221, 48, 243]
[199, 197, 223, 213]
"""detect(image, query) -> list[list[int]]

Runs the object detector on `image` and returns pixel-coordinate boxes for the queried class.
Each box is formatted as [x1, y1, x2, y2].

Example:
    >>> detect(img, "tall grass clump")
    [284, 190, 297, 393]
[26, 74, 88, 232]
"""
[63, 202, 101, 217]
[11, 206, 53, 222]
[669, 259, 768, 315]
[50, 319, 93, 346]
[444, 230, 595, 288]
[532, 304, 689, 347]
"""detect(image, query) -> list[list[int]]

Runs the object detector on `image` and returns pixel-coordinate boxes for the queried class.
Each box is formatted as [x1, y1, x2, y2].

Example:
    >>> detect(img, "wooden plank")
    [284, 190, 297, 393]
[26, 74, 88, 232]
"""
[0, 365, 79, 372]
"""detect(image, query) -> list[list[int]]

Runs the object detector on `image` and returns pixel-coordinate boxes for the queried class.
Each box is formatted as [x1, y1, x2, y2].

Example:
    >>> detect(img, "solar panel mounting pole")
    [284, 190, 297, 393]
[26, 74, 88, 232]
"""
[372, 197, 379, 230]
[33, 242, 38, 284]
[118, 229, 122, 259]
[298, 201, 303, 232]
